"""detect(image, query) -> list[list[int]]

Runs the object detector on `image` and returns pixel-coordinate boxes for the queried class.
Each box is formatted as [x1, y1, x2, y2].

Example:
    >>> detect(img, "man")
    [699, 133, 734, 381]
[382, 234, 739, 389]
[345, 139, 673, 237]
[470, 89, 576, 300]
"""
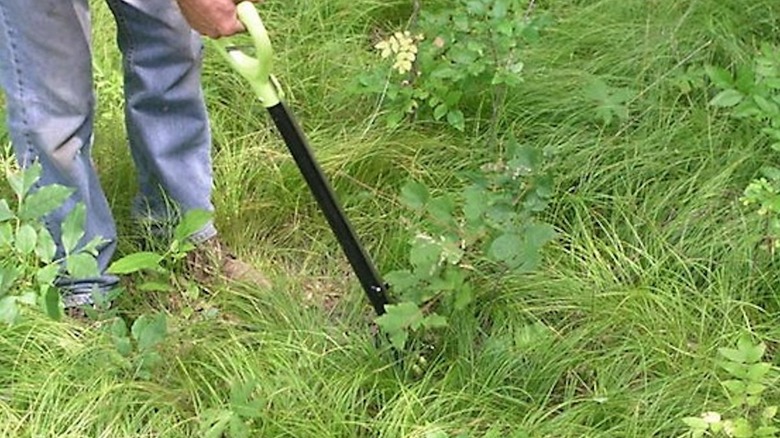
[0, 0, 268, 311]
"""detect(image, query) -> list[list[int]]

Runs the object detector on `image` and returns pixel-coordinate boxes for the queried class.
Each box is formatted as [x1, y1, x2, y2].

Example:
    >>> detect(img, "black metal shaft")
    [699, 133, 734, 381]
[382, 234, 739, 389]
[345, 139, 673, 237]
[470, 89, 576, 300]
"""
[266, 102, 389, 316]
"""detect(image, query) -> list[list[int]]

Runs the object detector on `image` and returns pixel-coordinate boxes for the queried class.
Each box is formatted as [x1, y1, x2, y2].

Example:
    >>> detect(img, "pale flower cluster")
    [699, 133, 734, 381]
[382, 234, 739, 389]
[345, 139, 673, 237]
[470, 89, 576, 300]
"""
[374, 31, 424, 74]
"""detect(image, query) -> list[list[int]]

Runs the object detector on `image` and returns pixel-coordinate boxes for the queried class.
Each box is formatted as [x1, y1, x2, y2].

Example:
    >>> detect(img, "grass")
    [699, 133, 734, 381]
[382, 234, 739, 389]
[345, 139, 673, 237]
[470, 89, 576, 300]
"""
[2, 0, 780, 436]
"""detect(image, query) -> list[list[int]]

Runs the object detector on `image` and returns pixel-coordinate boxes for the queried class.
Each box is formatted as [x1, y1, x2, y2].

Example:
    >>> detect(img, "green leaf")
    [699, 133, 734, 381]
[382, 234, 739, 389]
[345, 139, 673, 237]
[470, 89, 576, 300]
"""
[722, 379, 747, 396]
[489, 233, 522, 262]
[131, 313, 168, 352]
[439, 235, 464, 264]
[710, 89, 744, 107]
[491, 0, 509, 19]
[463, 184, 488, 222]
[230, 381, 265, 421]
[173, 209, 212, 242]
[0, 296, 19, 325]
[386, 110, 405, 128]
[731, 418, 753, 438]
[453, 282, 473, 310]
[747, 362, 772, 382]
[746, 382, 766, 395]
[230, 380, 257, 407]
[444, 91, 463, 107]
[62, 204, 86, 254]
[137, 351, 162, 378]
[80, 235, 107, 257]
[735, 64, 755, 92]
[764, 406, 778, 420]
[8, 163, 41, 199]
[65, 253, 99, 279]
[681, 417, 709, 431]
[41, 286, 62, 321]
[15, 224, 37, 255]
[737, 336, 766, 362]
[446, 110, 465, 131]
[585, 78, 610, 101]
[496, 19, 513, 36]
[376, 302, 424, 349]
[433, 103, 448, 121]
[18, 291, 35, 306]
[705, 65, 734, 88]
[0, 223, 13, 247]
[515, 322, 553, 349]
[430, 266, 465, 292]
[229, 415, 250, 438]
[400, 181, 429, 211]
[410, 238, 443, 275]
[384, 270, 419, 293]
[756, 426, 780, 437]
[719, 346, 749, 363]
[109, 319, 131, 358]
[35, 227, 57, 263]
[388, 328, 408, 351]
[422, 313, 448, 328]
[509, 143, 541, 173]
[754, 94, 780, 116]
[109, 317, 129, 337]
[114, 337, 133, 357]
[525, 222, 557, 248]
[427, 195, 456, 226]
[747, 394, 762, 407]
[0, 200, 15, 222]
[36, 264, 60, 286]
[107, 252, 163, 275]
[0, 265, 19, 295]
[18, 185, 73, 221]
[722, 360, 752, 379]
[465, 0, 487, 14]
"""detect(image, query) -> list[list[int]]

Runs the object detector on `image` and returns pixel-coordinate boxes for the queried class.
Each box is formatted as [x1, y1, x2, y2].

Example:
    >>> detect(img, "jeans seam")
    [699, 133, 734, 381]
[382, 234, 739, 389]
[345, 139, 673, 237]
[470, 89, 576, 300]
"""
[0, 4, 34, 162]
[106, 0, 135, 78]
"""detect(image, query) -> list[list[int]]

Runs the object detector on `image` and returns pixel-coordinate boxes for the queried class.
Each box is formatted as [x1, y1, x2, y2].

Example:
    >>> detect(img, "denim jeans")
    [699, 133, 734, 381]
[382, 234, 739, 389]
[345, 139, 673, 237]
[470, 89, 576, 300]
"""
[0, 0, 217, 305]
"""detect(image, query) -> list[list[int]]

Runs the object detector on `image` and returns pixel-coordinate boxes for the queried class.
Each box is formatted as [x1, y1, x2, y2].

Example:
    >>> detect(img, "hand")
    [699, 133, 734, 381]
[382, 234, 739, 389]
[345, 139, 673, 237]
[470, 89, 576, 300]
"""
[175, 0, 263, 38]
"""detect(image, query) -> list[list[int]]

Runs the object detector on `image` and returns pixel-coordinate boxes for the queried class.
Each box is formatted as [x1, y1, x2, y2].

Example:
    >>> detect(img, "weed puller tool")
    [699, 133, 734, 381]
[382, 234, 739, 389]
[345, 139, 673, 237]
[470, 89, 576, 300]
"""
[213, 2, 390, 318]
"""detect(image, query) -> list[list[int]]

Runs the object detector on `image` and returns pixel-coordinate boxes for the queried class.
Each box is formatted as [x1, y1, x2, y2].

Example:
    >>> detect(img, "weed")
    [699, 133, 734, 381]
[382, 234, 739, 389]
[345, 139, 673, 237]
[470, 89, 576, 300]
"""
[355, 0, 550, 137]
[683, 335, 779, 437]
[378, 136, 555, 350]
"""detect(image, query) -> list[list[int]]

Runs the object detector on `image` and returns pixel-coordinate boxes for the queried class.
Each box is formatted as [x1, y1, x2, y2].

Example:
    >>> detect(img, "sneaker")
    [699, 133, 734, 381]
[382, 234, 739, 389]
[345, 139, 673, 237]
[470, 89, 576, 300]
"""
[185, 237, 271, 289]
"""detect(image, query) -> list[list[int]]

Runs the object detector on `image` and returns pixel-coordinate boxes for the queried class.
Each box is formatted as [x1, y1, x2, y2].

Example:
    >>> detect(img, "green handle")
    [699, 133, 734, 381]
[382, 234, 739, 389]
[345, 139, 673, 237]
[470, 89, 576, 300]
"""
[211, 2, 281, 107]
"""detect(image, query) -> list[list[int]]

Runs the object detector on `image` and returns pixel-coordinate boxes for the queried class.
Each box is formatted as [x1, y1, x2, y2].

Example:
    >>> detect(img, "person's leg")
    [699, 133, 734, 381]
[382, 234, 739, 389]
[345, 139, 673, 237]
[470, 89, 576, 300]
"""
[106, 0, 217, 242]
[0, 0, 119, 305]
[106, 0, 270, 288]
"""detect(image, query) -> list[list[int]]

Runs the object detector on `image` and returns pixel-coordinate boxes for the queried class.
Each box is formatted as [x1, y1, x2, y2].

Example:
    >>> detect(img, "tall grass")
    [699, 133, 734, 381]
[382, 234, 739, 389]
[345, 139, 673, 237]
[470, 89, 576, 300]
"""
[2, 0, 780, 436]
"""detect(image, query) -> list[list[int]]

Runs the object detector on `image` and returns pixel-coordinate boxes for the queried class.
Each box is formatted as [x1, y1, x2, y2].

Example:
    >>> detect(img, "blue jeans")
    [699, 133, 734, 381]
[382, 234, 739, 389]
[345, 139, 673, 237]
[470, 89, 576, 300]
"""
[0, 0, 217, 305]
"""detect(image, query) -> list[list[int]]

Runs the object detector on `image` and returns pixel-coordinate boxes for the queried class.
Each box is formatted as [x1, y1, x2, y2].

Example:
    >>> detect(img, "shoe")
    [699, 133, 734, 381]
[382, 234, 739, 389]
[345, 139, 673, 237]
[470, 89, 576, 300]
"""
[185, 237, 271, 289]
[63, 294, 116, 322]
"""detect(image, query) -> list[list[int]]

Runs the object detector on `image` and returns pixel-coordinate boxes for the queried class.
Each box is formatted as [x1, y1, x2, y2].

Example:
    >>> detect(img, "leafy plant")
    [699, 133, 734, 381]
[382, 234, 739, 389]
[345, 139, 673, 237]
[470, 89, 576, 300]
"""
[0, 163, 106, 324]
[106, 208, 213, 317]
[356, 0, 550, 136]
[200, 380, 265, 438]
[682, 335, 778, 437]
[107, 313, 168, 380]
[584, 78, 636, 125]
[378, 137, 555, 350]
[705, 43, 780, 249]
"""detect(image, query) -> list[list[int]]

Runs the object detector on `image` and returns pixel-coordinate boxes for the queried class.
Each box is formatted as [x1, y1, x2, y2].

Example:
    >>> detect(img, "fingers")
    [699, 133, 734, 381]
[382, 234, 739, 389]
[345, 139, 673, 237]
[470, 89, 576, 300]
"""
[177, 0, 259, 39]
